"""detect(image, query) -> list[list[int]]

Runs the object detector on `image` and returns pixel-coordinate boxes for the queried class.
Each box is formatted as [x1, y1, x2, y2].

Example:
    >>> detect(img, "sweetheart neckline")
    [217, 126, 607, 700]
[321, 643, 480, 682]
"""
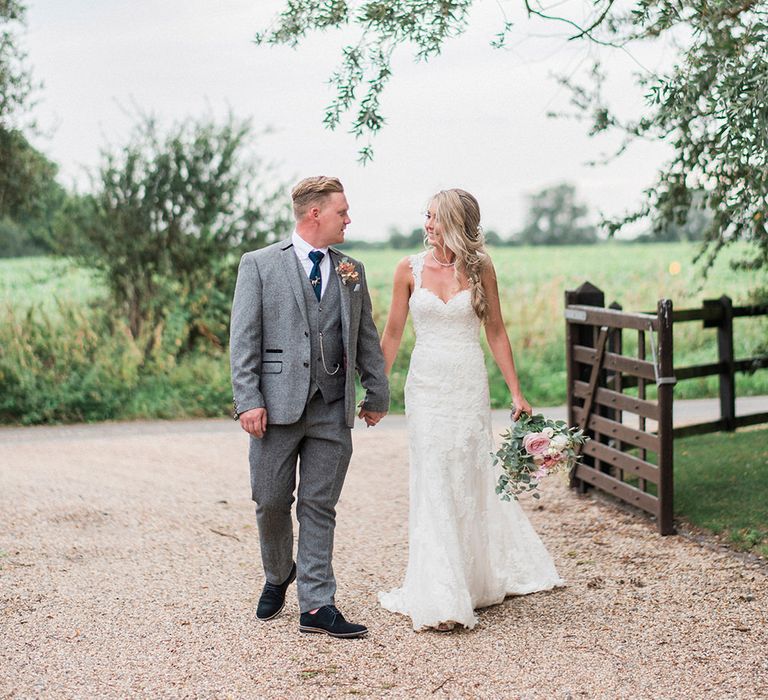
[415, 287, 471, 306]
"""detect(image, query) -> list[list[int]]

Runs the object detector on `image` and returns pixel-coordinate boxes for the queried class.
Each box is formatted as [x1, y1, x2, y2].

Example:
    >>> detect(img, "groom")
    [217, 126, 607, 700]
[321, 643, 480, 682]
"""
[230, 176, 389, 639]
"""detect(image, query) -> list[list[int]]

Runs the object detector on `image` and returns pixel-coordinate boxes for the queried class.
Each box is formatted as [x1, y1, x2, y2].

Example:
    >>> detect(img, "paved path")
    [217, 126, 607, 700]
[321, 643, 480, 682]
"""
[1, 399, 767, 698]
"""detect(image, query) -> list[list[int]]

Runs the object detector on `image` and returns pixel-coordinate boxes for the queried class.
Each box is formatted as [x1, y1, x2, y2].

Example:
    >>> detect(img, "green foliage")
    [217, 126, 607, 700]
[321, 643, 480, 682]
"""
[255, 0, 474, 162]
[558, 1, 768, 270]
[634, 192, 710, 243]
[387, 226, 424, 248]
[59, 113, 292, 348]
[123, 353, 232, 420]
[0, 300, 232, 424]
[0, 136, 66, 258]
[675, 428, 768, 558]
[0, 3, 68, 254]
[516, 183, 597, 245]
[383, 225, 511, 248]
[256, 0, 768, 270]
[482, 228, 506, 246]
[493, 412, 588, 500]
[0, 216, 49, 256]
[0, 128, 64, 231]
[0, 2, 76, 264]
[0, 302, 142, 423]
[3, 242, 767, 423]
[0, 1, 33, 129]
[336, 238, 388, 250]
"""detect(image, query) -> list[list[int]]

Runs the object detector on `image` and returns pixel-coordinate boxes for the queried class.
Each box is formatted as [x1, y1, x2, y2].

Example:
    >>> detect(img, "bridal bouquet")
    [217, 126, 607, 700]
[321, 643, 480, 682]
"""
[493, 412, 588, 501]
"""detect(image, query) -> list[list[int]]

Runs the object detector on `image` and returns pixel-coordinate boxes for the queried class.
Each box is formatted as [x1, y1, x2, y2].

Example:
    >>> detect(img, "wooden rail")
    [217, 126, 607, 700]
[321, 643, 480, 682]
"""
[565, 283, 768, 536]
[670, 295, 767, 436]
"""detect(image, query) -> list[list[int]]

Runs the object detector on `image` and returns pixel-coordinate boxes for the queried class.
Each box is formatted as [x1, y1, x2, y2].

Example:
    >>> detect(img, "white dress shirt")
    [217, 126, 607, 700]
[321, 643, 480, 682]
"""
[291, 231, 331, 300]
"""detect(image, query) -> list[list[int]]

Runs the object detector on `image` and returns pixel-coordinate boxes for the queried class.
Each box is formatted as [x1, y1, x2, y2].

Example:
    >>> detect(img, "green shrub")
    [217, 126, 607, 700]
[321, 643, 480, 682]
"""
[125, 354, 232, 420]
[0, 300, 232, 424]
[0, 303, 142, 423]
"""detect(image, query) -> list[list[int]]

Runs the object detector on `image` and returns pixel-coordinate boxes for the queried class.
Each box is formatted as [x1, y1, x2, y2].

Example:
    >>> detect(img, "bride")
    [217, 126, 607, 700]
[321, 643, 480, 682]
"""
[377, 188, 564, 631]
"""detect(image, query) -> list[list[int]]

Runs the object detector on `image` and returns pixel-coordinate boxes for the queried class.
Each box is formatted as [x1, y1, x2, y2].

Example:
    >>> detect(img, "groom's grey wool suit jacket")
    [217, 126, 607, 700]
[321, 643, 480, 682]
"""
[229, 239, 389, 428]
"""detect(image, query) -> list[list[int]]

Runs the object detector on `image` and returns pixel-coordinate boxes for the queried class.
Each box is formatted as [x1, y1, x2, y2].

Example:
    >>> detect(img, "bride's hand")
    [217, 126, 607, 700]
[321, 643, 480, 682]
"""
[511, 396, 532, 421]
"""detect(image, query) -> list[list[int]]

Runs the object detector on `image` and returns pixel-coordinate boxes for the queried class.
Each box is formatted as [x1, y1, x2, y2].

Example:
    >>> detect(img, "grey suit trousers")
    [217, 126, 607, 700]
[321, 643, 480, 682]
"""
[249, 389, 353, 613]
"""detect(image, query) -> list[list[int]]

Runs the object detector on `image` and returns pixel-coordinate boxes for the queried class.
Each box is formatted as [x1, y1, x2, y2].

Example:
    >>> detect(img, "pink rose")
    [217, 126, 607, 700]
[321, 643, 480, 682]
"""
[523, 432, 550, 456]
[540, 455, 566, 473]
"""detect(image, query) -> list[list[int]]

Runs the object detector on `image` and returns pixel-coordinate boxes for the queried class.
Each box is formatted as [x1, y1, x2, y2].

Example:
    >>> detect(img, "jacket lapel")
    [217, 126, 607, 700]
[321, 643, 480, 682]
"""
[279, 241, 309, 329]
[329, 248, 351, 350]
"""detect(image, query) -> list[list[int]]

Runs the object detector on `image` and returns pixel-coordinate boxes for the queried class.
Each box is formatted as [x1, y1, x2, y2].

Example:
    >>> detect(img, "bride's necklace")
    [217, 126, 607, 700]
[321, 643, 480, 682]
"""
[431, 250, 456, 267]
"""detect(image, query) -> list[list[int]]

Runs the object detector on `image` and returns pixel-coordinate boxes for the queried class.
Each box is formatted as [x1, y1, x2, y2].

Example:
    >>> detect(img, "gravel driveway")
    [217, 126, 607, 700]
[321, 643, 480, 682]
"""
[1, 413, 766, 699]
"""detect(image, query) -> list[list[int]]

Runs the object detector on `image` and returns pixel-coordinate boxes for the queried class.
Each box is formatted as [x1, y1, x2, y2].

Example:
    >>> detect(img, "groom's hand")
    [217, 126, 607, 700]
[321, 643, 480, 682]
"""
[358, 408, 386, 427]
[240, 407, 268, 438]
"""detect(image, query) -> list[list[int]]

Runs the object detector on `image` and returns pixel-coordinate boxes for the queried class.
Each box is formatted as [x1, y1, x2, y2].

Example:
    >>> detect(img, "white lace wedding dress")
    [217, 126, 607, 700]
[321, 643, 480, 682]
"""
[378, 251, 564, 630]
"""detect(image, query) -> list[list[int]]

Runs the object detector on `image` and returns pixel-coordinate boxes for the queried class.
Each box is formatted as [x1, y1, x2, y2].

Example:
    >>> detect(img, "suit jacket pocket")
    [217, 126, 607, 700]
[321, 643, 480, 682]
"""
[262, 361, 283, 374]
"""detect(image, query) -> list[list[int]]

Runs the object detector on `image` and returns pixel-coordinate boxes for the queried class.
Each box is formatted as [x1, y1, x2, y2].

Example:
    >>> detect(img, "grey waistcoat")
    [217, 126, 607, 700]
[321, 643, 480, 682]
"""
[297, 255, 345, 404]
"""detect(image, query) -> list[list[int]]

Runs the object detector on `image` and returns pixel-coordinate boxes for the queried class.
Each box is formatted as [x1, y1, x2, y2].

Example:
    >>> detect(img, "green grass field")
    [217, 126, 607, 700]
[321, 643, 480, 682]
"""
[2, 242, 767, 411]
[675, 428, 768, 558]
[0, 256, 104, 312]
[352, 242, 768, 408]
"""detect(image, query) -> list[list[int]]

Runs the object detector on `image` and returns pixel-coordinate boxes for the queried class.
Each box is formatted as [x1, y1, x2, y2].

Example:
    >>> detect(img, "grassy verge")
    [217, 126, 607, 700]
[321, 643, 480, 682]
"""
[2, 243, 767, 422]
[675, 428, 768, 558]
[0, 301, 233, 425]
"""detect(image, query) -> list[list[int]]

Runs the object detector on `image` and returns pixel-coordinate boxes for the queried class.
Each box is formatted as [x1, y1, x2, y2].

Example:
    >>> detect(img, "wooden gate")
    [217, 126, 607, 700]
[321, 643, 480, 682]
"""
[564, 282, 768, 535]
[565, 282, 675, 535]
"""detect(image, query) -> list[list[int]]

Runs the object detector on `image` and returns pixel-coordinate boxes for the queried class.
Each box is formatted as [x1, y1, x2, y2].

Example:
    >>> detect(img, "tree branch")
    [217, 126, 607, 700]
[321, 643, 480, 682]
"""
[522, 0, 620, 46]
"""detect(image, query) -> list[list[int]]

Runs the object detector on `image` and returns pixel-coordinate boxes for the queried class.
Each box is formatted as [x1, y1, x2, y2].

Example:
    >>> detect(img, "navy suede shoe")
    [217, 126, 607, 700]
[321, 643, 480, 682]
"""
[299, 605, 368, 638]
[256, 562, 296, 621]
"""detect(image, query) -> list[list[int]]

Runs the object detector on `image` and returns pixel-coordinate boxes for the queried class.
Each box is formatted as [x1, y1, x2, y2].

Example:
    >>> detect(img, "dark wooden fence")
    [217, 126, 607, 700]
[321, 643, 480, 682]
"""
[667, 295, 768, 438]
[564, 282, 768, 535]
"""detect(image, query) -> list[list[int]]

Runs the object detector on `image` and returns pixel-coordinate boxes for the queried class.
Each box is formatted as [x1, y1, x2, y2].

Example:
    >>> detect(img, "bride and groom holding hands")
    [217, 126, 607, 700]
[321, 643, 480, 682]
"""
[229, 176, 562, 639]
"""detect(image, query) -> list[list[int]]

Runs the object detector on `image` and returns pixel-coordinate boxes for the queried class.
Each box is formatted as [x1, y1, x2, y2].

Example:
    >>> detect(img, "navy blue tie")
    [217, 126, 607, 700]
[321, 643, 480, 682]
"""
[308, 250, 324, 301]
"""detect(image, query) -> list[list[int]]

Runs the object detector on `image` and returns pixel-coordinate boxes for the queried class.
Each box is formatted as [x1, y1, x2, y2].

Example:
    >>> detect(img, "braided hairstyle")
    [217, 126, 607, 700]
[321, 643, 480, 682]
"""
[429, 188, 489, 323]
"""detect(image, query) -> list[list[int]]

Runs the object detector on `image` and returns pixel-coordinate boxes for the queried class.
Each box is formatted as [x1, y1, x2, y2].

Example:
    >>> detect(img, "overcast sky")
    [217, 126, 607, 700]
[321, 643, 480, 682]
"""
[24, 0, 676, 241]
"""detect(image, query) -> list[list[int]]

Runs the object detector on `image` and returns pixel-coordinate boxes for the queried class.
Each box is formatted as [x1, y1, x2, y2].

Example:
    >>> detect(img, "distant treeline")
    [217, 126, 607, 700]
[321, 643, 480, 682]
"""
[339, 183, 708, 250]
[3, 180, 710, 259]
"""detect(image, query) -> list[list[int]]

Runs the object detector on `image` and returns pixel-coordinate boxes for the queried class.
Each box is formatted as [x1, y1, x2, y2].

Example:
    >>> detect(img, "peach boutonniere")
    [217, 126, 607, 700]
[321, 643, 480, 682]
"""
[335, 257, 360, 285]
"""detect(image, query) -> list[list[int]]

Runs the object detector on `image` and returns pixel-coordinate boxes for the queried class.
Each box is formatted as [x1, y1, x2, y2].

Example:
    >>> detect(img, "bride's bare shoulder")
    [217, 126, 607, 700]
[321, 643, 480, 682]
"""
[392, 256, 414, 283]
[394, 256, 412, 271]
[480, 251, 497, 272]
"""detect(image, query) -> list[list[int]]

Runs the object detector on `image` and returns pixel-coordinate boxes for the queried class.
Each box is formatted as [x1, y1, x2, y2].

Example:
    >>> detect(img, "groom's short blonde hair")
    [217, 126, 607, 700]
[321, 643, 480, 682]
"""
[291, 176, 344, 219]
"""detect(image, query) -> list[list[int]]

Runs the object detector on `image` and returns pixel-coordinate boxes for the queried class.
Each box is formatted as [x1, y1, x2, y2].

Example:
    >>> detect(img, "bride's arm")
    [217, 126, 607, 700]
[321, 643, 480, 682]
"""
[481, 260, 533, 419]
[380, 257, 412, 375]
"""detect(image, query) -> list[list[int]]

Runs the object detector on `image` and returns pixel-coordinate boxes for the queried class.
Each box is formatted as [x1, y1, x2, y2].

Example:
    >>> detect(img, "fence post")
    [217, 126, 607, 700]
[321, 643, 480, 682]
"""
[603, 301, 623, 476]
[565, 282, 605, 492]
[657, 298, 675, 535]
[717, 295, 736, 431]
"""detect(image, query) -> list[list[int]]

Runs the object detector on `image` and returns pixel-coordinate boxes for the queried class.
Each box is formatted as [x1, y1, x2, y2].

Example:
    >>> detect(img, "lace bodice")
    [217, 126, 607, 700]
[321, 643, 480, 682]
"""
[408, 252, 480, 348]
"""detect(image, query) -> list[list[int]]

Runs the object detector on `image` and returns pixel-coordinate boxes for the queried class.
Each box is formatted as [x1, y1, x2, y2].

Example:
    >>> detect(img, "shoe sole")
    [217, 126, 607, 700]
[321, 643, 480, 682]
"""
[256, 567, 297, 622]
[256, 602, 285, 622]
[298, 625, 368, 639]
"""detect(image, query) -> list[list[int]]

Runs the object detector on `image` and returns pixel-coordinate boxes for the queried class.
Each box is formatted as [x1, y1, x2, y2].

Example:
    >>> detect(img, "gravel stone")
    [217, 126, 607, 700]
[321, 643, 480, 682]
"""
[1, 415, 766, 699]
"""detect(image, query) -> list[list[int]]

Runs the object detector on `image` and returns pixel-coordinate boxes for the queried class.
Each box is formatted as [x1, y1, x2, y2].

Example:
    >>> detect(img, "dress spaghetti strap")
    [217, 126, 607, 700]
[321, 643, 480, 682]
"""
[408, 251, 426, 290]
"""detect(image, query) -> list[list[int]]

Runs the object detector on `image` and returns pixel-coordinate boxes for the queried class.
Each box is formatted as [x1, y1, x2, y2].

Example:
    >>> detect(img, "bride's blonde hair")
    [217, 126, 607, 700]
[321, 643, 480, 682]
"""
[428, 188, 489, 322]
